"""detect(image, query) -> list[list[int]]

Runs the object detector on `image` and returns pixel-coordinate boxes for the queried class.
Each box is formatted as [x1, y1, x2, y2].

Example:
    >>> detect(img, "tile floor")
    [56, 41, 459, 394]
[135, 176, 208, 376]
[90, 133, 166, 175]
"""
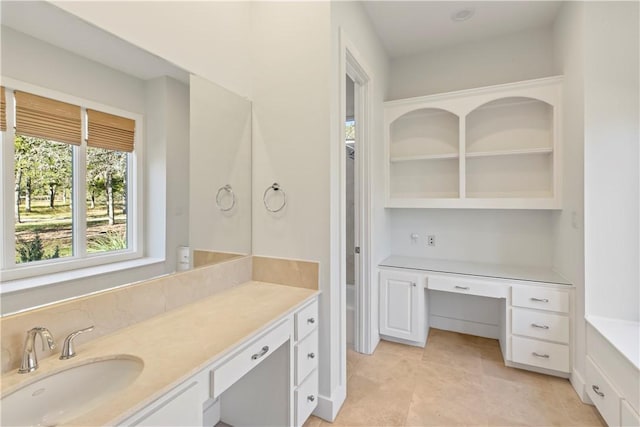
[304, 329, 605, 427]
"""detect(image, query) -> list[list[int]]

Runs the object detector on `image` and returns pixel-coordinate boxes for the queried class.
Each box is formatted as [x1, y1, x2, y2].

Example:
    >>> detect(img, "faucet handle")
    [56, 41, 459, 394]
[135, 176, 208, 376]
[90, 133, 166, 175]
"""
[59, 326, 94, 360]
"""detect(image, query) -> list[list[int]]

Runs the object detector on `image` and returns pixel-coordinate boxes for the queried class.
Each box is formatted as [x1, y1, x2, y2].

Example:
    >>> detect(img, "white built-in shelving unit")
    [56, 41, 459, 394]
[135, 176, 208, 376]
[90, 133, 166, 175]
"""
[384, 76, 563, 209]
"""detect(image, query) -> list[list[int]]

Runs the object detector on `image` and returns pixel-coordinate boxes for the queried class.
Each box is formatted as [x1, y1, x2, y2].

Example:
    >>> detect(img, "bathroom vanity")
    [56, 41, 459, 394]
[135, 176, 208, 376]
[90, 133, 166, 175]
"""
[378, 256, 573, 377]
[0, 257, 320, 427]
[118, 285, 319, 427]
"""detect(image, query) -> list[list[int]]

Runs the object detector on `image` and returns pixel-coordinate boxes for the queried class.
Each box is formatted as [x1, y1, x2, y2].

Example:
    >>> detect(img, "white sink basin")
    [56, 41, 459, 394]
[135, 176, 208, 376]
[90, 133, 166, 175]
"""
[1, 355, 143, 427]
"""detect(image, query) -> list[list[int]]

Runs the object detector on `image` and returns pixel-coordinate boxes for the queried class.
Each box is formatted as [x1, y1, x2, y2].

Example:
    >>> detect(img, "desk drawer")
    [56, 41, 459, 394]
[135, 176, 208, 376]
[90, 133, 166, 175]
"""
[512, 285, 569, 313]
[512, 308, 569, 344]
[295, 368, 318, 427]
[586, 356, 621, 427]
[295, 300, 318, 341]
[211, 319, 290, 399]
[511, 336, 569, 373]
[427, 276, 509, 299]
[296, 329, 318, 386]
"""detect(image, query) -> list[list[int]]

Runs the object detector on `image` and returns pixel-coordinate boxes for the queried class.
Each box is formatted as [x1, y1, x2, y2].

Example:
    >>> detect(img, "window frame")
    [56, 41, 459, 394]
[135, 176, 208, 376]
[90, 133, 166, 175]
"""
[1, 77, 144, 282]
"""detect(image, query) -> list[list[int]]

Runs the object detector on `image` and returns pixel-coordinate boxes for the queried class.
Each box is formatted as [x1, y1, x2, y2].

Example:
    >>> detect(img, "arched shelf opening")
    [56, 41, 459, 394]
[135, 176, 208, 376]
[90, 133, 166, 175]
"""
[389, 107, 460, 161]
[465, 96, 555, 200]
[388, 107, 460, 199]
[466, 96, 553, 155]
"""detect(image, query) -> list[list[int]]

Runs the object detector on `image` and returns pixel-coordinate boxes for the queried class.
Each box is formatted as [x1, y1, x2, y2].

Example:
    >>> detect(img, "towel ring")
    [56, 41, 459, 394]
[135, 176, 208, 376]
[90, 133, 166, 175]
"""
[216, 184, 236, 212]
[263, 182, 286, 213]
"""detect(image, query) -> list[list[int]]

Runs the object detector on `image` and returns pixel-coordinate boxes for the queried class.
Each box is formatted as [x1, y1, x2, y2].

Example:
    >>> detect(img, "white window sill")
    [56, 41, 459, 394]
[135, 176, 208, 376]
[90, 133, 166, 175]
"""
[0, 257, 165, 295]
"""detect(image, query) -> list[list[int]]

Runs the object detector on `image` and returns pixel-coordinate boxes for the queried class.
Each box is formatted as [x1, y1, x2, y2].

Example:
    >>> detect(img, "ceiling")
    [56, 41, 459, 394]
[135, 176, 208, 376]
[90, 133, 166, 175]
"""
[1, 1, 189, 83]
[362, 1, 562, 59]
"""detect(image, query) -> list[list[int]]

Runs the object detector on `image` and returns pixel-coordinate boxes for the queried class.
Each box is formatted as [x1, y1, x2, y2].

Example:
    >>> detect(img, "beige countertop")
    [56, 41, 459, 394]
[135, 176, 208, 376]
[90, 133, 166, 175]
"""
[1, 281, 319, 426]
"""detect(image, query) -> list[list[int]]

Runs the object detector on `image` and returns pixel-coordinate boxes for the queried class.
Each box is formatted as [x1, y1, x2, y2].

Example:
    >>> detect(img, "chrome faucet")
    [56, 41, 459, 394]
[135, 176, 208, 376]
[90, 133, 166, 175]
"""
[18, 327, 56, 374]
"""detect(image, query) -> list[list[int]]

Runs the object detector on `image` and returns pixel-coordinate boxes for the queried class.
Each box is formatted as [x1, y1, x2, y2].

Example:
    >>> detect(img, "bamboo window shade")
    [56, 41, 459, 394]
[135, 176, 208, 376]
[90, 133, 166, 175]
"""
[14, 91, 82, 145]
[87, 109, 135, 152]
[0, 87, 6, 132]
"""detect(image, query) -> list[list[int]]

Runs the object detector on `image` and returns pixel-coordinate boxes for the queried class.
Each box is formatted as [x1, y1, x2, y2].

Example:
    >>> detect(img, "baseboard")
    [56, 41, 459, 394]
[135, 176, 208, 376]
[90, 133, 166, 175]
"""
[313, 383, 346, 422]
[505, 360, 570, 378]
[429, 315, 499, 339]
[379, 334, 426, 348]
[571, 368, 592, 404]
[368, 332, 381, 355]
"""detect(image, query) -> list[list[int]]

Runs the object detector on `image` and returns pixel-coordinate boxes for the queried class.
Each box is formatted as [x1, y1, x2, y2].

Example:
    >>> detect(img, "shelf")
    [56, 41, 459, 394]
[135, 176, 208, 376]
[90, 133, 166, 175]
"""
[385, 197, 560, 210]
[390, 153, 459, 162]
[465, 147, 553, 158]
[466, 191, 553, 199]
[384, 76, 562, 210]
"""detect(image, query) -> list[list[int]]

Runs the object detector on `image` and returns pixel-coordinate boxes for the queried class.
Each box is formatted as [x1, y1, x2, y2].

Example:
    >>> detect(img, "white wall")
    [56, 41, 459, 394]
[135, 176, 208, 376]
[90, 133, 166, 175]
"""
[189, 75, 251, 255]
[552, 0, 587, 396]
[392, 209, 554, 266]
[0, 28, 189, 314]
[51, 1, 251, 99]
[388, 26, 555, 100]
[145, 76, 190, 272]
[249, 0, 336, 414]
[1, 27, 145, 113]
[583, 1, 639, 322]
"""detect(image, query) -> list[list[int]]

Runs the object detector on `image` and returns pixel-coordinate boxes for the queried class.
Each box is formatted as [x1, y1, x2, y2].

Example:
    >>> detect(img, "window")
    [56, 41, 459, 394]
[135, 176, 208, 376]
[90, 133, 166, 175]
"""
[1, 82, 142, 281]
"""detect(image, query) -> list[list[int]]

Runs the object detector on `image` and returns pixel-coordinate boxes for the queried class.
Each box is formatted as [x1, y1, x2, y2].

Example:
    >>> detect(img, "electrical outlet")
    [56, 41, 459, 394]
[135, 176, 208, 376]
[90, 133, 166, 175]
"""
[427, 235, 436, 246]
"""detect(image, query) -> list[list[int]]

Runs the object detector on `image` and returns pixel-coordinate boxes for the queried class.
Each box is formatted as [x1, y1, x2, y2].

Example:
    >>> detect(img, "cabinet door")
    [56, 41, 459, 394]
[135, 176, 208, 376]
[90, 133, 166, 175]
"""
[127, 381, 205, 427]
[379, 270, 423, 341]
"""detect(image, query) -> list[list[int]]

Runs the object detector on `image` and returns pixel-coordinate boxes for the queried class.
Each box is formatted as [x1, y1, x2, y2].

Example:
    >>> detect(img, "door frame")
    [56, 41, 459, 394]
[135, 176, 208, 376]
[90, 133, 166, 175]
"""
[338, 28, 374, 361]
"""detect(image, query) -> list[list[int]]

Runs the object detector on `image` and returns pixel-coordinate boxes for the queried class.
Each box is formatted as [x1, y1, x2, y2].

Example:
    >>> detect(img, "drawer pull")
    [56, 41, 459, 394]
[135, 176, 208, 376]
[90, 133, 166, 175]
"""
[454, 286, 470, 290]
[532, 352, 550, 359]
[307, 395, 315, 402]
[530, 297, 549, 303]
[251, 345, 269, 360]
[411, 282, 417, 287]
[308, 352, 316, 359]
[592, 385, 605, 397]
[307, 318, 315, 324]
[531, 323, 550, 330]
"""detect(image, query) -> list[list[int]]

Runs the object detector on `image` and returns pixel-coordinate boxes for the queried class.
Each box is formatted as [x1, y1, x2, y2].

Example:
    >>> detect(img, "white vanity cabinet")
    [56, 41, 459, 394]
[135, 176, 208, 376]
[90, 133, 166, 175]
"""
[293, 300, 319, 427]
[118, 296, 319, 427]
[379, 269, 428, 345]
[384, 76, 562, 209]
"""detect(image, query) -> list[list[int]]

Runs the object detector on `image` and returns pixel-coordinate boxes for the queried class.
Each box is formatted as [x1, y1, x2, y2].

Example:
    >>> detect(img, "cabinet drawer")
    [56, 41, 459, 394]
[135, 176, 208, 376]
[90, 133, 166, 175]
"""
[621, 399, 640, 427]
[586, 356, 621, 427]
[427, 275, 509, 299]
[296, 329, 318, 386]
[587, 324, 640, 414]
[295, 368, 318, 427]
[211, 319, 290, 399]
[511, 336, 570, 373]
[512, 285, 569, 313]
[512, 308, 569, 344]
[295, 300, 318, 341]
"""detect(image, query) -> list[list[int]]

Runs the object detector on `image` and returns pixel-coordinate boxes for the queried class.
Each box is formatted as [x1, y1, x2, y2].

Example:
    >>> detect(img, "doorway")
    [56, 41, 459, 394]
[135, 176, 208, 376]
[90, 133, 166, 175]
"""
[345, 75, 358, 349]
[341, 45, 372, 358]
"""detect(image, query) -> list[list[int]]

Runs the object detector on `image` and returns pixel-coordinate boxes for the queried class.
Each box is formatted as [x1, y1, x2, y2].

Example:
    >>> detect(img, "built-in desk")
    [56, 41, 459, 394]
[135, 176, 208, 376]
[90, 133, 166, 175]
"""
[378, 256, 573, 378]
